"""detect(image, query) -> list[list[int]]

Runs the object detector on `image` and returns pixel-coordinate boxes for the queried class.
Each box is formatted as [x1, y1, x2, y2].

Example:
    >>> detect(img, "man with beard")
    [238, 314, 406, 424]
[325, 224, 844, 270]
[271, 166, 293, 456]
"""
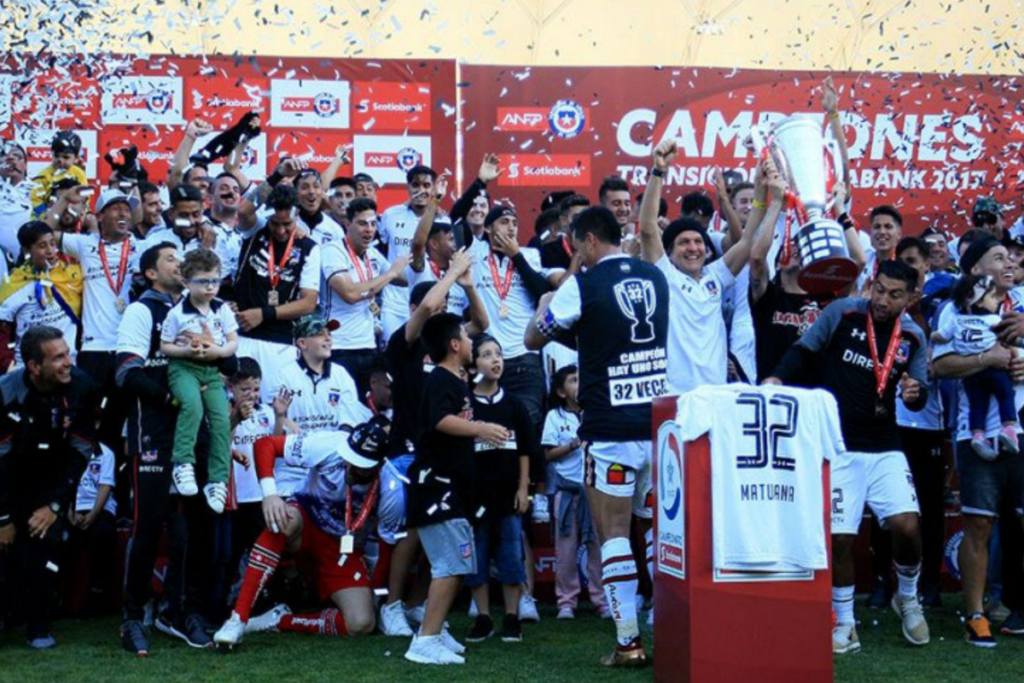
[39, 179, 94, 243]
[132, 182, 166, 240]
[295, 169, 346, 247]
[322, 198, 408, 393]
[204, 173, 248, 281]
[0, 142, 32, 260]
[232, 184, 320, 401]
[139, 185, 208, 257]
[0, 222, 83, 371]
[354, 173, 377, 202]
[0, 326, 98, 649]
[448, 154, 503, 250]
[326, 177, 356, 227]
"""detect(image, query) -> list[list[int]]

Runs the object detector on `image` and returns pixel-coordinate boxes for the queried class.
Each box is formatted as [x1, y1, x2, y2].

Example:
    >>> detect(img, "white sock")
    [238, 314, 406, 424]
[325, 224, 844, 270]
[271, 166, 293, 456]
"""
[832, 585, 855, 626]
[894, 562, 921, 600]
[601, 537, 640, 646]
[644, 527, 654, 583]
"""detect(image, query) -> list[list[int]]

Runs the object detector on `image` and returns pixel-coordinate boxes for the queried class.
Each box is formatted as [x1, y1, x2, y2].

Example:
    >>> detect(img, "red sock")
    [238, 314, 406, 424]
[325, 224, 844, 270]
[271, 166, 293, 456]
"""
[372, 541, 394, 589]
[234, 529, 286, 622]
[278, 608, 348, 636]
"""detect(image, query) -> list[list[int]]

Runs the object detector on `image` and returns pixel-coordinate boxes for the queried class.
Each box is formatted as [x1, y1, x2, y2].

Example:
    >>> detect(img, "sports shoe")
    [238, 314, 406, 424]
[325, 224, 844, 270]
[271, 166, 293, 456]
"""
[998, 426, 1020, 455]
[500, 614, 522, 643]
[891, 595, 930, 645]
[172, 463, 199, 496]
[214, 612, 245, 649]
[27, 634, 56, 649]
[404, 603, 426, 625]
[988, 601, 1011, 622]
[380, 600, 414, 637]
[468, 598, 479, 618]
[532, 494, 550, 523]
[1000, 611, 1024, 636]
[965, 614, 997, 648]
[600, 636, 649, 667]
[865, 580, 891, 610]
[920, 583, 942, 609]
[971, 432, 999, 461]
[440, 627, 466, 654]
[556, 607, 575, 620]
[518, 594, 540, 623]
[466, 615, 494, 643]
[832, 623, 861, 654]
[405, 634, 465, 665]
[245, 604, 291, 634]
[120, 619, 150, 656]
[155, 613, 213, 649]
[204, 482, 227, 514]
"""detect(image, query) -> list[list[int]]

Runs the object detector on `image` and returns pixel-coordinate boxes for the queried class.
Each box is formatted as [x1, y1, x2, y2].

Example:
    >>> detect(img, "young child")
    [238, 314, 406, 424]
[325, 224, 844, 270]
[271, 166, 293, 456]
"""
[541, 365, 607, 620]
[161, 249, 239, 513]
[30, 130, 89, 215]
[66, 443, 118, 614]
[404, 313, 510, 665]
[464, 334, 537, 644]
[933, 274, 1021, 460]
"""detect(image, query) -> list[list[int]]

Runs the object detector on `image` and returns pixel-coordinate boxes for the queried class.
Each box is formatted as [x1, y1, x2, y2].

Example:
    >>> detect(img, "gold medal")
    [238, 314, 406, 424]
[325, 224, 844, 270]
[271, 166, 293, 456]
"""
[115, 297, 127, 313]
[369, 300, 380, 317]
[267, 290, 279, 306]
[340, 534, 355, 555]
[499, 303, 510, 319]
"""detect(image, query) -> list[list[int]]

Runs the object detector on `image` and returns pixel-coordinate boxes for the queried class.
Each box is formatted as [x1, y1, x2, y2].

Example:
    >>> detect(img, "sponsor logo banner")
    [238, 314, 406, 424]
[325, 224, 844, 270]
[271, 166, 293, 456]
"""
[656, 421, 686, 581]
[208, 134, 267, 177]
[185, 76, 268, 129]
[352, 81, 431, 131]
[498, 153, 591, 187]
[11, 74, 101, 128]
[102, 76, 184, 125]
[0, 75, 11, 128]
[268, 130, 353, 173]
[270, 79, 350, 129]
[18, 128, 99, 177]
[353, 134, 432, 186]
[97, 127, 184, 182]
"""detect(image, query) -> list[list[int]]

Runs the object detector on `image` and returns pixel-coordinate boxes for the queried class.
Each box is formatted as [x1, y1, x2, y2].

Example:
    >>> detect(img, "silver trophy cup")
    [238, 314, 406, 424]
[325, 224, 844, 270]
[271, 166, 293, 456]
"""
[749, 115, 858, 294]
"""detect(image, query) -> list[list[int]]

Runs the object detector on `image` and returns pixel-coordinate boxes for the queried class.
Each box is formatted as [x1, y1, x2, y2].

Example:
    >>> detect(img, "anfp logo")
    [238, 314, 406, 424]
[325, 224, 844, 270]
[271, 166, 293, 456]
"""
[314, 93, 339, 117]
[396, 147, 420, 171]
[146, 90, 172, 114]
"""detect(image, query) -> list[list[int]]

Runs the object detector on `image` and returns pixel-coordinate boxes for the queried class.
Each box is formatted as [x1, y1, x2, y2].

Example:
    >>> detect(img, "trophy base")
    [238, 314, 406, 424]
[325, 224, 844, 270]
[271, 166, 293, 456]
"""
[798, 257, 860, 295]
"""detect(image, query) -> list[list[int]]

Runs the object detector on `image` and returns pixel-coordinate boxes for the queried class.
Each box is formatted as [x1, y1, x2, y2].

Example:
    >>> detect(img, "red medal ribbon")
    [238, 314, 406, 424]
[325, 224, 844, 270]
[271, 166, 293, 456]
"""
[866, 313, 903, 400]
[429, 258, 443, 281]
[99, 237, 131, 295]
[560, 234, 572, 259]
[1003, 295, 1014, 315]
[267, 231, 297, 288]
[488, 252, 515, 302]
[366, 392, 379, 416]
[345, 477, 380, 536]
[345, 238, 373, 283]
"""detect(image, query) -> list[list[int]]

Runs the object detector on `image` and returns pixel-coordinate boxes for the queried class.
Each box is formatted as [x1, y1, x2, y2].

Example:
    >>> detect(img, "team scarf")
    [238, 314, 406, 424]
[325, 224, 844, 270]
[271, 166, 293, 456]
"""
[0, 260, 84, 325]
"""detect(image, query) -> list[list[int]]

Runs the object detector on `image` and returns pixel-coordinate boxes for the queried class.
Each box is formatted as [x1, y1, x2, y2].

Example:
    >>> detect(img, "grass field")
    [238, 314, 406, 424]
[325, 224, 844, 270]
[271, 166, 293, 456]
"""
[2, 596, 1023, 682]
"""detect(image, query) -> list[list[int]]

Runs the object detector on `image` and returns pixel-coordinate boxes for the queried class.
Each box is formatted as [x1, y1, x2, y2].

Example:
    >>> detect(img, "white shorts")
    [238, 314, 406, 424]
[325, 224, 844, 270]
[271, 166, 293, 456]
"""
[831, 450, 920, 535]
[584, 440, 653, 519]
[237, 337, 297, 403]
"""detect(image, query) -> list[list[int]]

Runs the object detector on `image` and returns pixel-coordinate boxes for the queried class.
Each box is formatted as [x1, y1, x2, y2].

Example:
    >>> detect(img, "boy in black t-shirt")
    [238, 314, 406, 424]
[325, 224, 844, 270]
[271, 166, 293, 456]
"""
[405, 313, 510, 666]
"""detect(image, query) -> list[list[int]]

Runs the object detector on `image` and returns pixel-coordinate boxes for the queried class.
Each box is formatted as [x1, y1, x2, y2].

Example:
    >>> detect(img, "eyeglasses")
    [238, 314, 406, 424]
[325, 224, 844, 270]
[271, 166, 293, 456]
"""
[189, 278, 220, 287]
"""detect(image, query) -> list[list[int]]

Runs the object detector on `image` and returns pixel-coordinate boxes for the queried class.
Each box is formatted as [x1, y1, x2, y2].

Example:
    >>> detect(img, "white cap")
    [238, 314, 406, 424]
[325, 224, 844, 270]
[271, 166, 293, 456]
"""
[95, 189, 133, 213]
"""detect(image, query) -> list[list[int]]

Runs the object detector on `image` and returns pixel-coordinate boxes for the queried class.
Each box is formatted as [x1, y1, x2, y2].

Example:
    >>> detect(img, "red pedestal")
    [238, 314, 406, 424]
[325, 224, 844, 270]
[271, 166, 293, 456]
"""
[652, 396, 833, 683]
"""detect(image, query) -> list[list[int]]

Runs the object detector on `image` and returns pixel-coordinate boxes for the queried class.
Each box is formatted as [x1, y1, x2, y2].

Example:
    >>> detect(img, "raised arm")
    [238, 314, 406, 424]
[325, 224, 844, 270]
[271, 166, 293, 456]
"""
[321, 144, 351, 190]
[723, 156, 785, 277]
[410, 176, 447, 271]
[821, 77, 851, 190]
[639, 140, 676, 264]
[714, 168, 744, 252]
[749, 163, 787, 304]
[169, 119, 213, 189]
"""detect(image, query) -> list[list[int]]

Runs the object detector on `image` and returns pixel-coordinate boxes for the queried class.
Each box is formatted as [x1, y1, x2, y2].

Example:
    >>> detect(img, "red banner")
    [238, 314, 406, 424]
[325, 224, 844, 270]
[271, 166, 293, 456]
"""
[461, 65, 1022, 232]
[0, 55, 457, 194]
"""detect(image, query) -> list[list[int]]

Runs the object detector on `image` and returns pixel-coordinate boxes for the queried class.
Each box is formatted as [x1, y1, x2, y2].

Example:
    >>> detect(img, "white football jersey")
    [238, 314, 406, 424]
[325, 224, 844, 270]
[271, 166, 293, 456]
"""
[674, 384, 845, 572]
[231, 403, 276, 505]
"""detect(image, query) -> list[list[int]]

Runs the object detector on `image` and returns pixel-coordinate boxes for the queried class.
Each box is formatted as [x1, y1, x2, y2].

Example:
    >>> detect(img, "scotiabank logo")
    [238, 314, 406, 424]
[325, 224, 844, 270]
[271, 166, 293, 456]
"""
[271, 79, 350, 129]
[102, 77, 183, 125]
[498, 154, 591, 187]
[352, 82, 431, 131]
[497, 107, 547, 132]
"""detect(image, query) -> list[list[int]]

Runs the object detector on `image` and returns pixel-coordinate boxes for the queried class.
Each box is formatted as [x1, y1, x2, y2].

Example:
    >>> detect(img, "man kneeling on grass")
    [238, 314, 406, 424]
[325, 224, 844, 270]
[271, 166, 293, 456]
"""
[213, 417, 390, 647]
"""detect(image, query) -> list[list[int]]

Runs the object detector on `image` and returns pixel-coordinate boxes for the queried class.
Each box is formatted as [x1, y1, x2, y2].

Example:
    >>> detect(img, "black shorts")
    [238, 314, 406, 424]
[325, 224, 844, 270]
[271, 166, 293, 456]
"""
[955, 440, 1024, 517]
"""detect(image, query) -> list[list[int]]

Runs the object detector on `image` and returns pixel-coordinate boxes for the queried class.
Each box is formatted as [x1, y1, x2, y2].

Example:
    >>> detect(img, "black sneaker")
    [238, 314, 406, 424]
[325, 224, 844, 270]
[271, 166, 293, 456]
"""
[920, 583, 942, 609]
[500, 614, 522, 643]
[121, 619, 151, 656]
[155, 613, 213, 649]
[1000, 611, 1024, 636]
[466, 614, 494, 643]
[865, 580, 892, 610]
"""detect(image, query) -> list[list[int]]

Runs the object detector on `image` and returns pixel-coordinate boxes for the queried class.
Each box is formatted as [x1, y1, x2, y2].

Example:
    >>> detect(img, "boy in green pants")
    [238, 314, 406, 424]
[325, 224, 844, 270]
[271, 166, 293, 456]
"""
[161, 249, 239, 513]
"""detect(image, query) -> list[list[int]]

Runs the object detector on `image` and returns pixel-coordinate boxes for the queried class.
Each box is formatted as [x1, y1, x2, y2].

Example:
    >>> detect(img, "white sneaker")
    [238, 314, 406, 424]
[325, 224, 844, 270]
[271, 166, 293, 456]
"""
[891, 595, 930, 646]
[468, 599, 479, 618]
[204, 482, 228, 514]
[647, 606, 655, 627]
[405, 603, 426, 625]
[405, 634, 465, 665]
[173, 464, 199, 496]
[519, 594, 540, 623]
[557, 607, 575, 620]
[214, 612, 245, 648]
[380, 601, 414, 637]
[440, 627, 466, 654]
[245, 604, 290, 634]
[832, 623, 861, 655]
[532, 495, 550, 523]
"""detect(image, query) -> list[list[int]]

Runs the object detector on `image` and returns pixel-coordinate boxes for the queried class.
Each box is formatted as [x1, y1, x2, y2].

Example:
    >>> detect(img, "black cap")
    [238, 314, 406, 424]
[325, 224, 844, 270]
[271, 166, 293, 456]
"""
[170, 184, 204, 206]
[484, 206, 516, 227]
[346, 416, 390, 467]
[51, 130, 82, 155]
[960, 236, 1001, 275]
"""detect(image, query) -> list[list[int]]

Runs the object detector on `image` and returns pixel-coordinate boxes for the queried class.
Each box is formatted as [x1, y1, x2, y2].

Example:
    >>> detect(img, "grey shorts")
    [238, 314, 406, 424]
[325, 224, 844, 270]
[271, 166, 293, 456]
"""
[418, 517, 477, 579]
[955, 440, 1024, 517]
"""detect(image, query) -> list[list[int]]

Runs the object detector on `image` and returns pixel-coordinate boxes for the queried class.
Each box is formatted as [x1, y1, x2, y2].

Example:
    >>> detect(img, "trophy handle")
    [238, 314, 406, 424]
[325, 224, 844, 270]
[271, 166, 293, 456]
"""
[748, 124, 769, 157]
[824, 138, 845, 212]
